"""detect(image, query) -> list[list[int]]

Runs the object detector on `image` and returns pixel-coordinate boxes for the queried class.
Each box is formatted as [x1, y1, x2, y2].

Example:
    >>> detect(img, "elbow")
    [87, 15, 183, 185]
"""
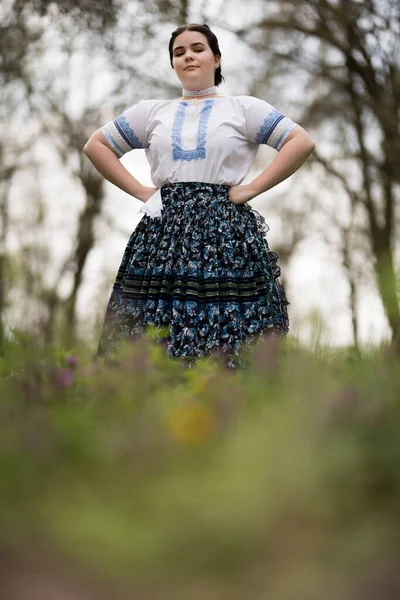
[83, 131, 99, 156]
[302, 133, 316, 156]
[300, 129, 315, 154]
[83, 139, 92, 156]
[296, 124, 316, 154]
[281, 127, 316, 154]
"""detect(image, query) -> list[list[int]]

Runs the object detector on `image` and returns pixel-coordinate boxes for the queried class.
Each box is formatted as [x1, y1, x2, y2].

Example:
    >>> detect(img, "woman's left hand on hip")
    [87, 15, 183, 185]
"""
[228, 184, 257, 205]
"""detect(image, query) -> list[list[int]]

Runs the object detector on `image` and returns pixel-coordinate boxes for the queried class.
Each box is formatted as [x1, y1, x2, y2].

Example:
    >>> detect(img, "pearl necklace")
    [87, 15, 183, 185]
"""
[182, 85, 218, 97]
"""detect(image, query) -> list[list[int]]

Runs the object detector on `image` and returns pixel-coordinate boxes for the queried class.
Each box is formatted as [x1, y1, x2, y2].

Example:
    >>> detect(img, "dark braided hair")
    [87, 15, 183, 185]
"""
[169, 23, 224, 86]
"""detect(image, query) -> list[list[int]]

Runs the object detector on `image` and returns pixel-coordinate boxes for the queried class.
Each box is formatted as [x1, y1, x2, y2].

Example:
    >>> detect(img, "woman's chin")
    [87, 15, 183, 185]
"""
[181, 77, 207, 89]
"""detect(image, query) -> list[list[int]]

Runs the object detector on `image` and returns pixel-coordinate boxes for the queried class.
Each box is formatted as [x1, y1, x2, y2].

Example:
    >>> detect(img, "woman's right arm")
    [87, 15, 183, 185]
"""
[83, 130, 157, 203]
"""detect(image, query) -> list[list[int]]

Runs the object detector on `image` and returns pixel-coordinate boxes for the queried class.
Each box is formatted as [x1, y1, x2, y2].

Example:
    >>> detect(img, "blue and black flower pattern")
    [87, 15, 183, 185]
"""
[96, 182, 289, 369]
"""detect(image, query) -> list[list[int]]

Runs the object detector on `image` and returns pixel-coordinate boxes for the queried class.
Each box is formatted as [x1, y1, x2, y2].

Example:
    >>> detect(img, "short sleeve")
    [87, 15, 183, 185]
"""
[100, 100, 151, 158]
[240, 96, 298, 151]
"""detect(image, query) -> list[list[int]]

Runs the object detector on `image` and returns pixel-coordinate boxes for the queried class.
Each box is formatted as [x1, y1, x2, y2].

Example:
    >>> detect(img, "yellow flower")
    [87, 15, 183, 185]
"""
[192, 375, 210, 395]
[166, 400, 216, 445]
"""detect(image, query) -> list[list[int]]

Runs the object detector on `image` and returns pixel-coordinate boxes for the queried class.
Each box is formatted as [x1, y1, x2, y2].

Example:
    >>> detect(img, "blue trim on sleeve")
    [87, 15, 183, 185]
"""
[255, 110, 284, 144]
[100, 126, 125, 157]
[115, 115, 143, 150]
[172, 99, 214, 161]
[274, 122, 296, 150]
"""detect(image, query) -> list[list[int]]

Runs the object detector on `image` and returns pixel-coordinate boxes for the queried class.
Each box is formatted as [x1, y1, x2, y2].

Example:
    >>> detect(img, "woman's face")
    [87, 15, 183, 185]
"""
[172, 30, 220, 90]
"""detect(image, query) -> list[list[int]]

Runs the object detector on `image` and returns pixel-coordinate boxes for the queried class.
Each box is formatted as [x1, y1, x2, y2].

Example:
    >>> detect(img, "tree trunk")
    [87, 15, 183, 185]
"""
[64, 176, 104, 345]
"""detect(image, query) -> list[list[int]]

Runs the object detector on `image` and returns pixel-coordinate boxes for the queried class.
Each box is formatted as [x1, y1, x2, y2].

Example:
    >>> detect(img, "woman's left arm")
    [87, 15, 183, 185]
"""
[229, 125, 316, 205]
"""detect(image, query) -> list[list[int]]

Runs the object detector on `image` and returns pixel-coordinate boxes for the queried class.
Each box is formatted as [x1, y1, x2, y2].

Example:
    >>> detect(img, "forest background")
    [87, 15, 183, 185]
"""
[2, 0, 399, 354]
[1, 2, 400, 598]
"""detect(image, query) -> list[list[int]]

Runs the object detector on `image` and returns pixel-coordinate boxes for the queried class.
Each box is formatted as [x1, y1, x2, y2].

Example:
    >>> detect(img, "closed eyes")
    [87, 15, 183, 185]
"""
[174, 48, 204, 57]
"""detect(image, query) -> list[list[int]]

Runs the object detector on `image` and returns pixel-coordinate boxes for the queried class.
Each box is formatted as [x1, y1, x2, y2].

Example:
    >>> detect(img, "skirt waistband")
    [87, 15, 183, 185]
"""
[161, 182, 230, 192]
[138, 182, 230, 220]
[138, 182, 268, 226]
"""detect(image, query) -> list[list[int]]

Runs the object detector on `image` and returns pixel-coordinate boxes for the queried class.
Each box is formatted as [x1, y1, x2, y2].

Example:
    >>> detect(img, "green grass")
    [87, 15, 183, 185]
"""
[0, 329, 399, 599]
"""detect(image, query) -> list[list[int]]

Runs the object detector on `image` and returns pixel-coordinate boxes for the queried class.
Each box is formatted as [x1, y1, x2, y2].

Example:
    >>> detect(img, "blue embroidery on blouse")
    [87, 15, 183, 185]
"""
[172, 99, 214, 161]
[255, 109, 284, 145]
[115, 115, 143, 150]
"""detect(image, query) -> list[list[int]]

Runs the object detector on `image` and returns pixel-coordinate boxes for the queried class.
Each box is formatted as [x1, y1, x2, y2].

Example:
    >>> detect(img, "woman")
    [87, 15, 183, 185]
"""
[83, 23, 315, 369]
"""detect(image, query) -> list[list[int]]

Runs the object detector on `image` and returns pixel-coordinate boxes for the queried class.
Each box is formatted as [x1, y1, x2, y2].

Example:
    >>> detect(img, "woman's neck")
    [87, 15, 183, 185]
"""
[181, 84, 218, 98]
[179, 93, 220, 101]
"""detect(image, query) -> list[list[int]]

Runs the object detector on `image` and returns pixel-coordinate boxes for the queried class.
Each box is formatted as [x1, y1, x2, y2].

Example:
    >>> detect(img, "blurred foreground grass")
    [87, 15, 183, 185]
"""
[0, 328, 400, 599]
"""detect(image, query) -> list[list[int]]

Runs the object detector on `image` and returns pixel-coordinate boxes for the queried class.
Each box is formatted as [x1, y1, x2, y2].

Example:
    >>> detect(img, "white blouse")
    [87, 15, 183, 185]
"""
[100, 95, 298, 219]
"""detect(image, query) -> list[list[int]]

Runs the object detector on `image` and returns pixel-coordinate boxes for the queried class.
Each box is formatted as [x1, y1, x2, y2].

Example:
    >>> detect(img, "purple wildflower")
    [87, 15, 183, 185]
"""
[66, 355, 79, 368]
[56, 367, 75, 388]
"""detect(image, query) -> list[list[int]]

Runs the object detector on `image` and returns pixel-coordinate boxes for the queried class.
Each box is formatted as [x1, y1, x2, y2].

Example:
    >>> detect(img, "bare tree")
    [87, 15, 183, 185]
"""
[1, 0, 168, 346]
[0, 0, 121, 348]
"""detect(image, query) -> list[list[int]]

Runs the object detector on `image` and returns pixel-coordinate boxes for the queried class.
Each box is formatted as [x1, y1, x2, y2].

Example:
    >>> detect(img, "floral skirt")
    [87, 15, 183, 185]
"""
[96, 182, 289, 369]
